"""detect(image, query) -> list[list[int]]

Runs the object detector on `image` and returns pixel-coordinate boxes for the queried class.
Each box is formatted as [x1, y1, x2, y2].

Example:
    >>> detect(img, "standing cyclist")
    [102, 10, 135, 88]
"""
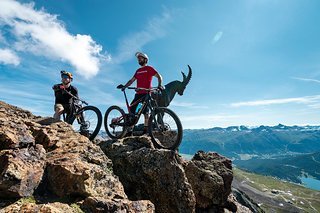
[52, 70, 78, 121]
[120, 52, 163, 133]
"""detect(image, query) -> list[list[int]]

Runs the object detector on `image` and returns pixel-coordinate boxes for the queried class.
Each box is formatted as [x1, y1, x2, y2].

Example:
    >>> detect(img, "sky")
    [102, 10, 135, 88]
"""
[1, 0, 320, 129]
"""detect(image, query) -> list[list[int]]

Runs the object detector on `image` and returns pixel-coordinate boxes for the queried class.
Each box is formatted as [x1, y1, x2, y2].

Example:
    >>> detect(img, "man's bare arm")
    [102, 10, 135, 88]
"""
[155, 72, 163, 89]
[124, 76, 136, 88]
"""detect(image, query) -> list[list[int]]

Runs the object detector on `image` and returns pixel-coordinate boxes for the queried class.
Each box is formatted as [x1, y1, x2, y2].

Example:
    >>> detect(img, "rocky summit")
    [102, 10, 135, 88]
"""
[0, 101, 250, 213]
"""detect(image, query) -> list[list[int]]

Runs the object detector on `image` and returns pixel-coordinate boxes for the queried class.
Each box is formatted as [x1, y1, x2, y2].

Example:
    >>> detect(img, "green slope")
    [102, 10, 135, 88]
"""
[233, 168, 320, 212]
[234, 152, 320, 184]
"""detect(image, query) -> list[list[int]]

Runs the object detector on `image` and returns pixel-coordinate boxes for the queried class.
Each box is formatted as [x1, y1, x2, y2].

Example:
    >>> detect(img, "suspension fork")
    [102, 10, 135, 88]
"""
[75, 110, 85, 124]
[123, 90, 131, 112]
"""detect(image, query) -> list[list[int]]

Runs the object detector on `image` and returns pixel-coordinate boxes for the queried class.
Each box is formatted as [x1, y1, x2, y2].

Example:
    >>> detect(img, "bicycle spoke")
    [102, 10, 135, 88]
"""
[71, 106, 102, 140]
[104, 106, 127, 139]
[149, 108, 182, 150]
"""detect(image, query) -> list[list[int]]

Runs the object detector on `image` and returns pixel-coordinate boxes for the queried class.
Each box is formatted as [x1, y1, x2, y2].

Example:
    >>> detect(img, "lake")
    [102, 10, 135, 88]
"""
[301, 177, 320, 191]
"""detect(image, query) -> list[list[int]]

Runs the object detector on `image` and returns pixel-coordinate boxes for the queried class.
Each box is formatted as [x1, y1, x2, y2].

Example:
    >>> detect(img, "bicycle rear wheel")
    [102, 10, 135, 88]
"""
[69, 105, 102, 141]
[104, 105, 127, 139]
[148, 107, 183, 150]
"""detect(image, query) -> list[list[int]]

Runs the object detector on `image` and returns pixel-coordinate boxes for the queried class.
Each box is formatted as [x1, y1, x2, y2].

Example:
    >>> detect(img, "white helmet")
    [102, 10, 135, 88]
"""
[135, 52, 149, 61]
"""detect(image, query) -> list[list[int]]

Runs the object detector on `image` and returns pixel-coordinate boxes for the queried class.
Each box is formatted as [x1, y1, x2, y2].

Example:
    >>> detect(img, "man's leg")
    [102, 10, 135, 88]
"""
[53, 104, 64, 121]
[143, 113, 149, 134]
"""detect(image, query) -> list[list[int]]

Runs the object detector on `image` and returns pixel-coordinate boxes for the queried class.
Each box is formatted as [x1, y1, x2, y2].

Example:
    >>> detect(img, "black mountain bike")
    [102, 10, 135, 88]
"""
[104, 86, 183, 150]
[62, 90, 102, 141]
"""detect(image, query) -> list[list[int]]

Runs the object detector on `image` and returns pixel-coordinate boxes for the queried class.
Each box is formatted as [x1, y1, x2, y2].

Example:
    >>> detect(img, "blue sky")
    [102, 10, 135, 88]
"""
[1, 0, 320, 129]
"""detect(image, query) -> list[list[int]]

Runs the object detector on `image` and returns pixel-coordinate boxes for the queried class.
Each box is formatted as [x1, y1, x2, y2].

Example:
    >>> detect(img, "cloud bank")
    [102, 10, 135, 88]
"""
[0, 0, 108, 78]
[292, 77, 320, 84]
[231, 95, 320, 107]
[113, 10, 172, 64]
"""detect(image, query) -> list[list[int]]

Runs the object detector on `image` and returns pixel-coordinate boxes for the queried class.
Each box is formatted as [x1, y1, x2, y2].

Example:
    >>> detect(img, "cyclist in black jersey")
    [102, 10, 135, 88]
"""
[52, 70, 78, 121]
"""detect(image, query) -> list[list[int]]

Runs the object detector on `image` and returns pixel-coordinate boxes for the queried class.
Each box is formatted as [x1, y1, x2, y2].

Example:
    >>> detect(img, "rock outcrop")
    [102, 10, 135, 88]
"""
[0, 101, 154, 212]
[0, 101, 249, 212]
[100, 137, 196, 213]
[0, 145, 46, 198]
[184, 151, 233, 209]
[100, 137, 240, 212]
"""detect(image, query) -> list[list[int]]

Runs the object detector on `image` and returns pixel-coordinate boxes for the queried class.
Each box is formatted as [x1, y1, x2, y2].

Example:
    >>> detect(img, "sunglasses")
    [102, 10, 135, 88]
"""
[61, 75, 70, 79]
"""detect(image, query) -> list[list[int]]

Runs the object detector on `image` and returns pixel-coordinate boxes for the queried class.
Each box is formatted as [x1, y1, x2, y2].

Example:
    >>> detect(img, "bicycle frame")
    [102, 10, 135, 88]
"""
[121, 87, 159, 127]
[60, 90, 88, 125]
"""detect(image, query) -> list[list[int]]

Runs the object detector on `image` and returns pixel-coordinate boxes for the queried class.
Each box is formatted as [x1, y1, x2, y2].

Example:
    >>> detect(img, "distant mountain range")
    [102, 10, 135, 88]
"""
[180, 124, 320, 185]
[180, 124, 320, 159]
[207, 124, 320, 132]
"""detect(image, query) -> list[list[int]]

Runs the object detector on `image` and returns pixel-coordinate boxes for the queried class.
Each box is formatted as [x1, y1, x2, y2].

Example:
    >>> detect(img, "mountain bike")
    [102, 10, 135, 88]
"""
[104, 86, 183, 150]
[62, 90, 102, 141]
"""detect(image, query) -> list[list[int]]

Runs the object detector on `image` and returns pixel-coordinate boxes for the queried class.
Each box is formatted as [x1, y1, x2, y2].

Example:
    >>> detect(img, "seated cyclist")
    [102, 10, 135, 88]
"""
[120, 52, 163, 133]
[52, 70, 78, 121]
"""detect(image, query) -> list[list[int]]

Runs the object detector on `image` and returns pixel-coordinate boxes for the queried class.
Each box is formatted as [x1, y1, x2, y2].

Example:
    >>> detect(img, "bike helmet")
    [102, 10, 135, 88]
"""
[135, 52, 149, 62]
[60, 70, 73, 79]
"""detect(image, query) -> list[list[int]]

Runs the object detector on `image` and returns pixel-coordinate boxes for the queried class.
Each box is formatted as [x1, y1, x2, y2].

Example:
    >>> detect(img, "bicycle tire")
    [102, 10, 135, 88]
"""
[69, 105, 102, 141]
[104, 105, 127, 139]
[148, 107, 183, 150]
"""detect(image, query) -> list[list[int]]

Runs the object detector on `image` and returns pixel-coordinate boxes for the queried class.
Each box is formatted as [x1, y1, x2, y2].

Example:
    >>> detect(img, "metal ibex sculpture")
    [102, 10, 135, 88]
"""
[155, 65, 192, 107]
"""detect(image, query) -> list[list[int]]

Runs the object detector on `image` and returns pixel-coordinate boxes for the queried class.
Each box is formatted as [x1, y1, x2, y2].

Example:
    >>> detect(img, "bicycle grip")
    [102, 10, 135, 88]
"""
[117, 84, 124, 89]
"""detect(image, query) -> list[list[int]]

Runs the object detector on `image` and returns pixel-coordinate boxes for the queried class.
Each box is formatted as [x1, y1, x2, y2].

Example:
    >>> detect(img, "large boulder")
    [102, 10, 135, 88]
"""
[184, 151, 233, 210]
[0, 145, 46, 198]
[100, 136, 196, 213]
[0, 107, 35, 150]
[45, 136, 126, 199]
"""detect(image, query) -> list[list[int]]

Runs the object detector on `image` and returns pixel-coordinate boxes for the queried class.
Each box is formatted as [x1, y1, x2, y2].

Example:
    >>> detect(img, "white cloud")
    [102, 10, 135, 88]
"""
[231, 95, 320, 107]
[211, 31, 223, 45]
[0, 0, 109, 78]
[291, 77, 320, 84]
[113, 10, 172, 64]
[0, 48, 20, 66]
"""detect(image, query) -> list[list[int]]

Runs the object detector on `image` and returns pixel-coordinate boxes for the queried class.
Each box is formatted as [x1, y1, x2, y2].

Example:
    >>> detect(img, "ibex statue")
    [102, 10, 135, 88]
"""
[155, 65, 192, 107]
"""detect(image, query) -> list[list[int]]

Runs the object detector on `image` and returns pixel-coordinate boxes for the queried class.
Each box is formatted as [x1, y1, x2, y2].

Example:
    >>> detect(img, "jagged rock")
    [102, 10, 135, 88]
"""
[0, 101, 37, 120]
[184, 151, 233, 209]
[46, 149, 125, 199]
[30, 122, 126, 199]
[0, 145, 46, 198]
[31, 124, 60, 150]
[0, 118, 35, 150]
[0, 102, 37, 150]
[82, 196, 155, 213]
[225, 193, 253, 213]
[2, 202, 78, 213]
[0, 101, 154, 212]
[100, 136, 196, 213]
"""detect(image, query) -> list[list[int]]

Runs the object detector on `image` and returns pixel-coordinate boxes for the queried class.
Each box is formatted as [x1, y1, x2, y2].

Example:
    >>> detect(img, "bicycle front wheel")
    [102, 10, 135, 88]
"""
[148, 107, 183, 150]
[69, 106, 102, 141]
[104, 105, 127, 139]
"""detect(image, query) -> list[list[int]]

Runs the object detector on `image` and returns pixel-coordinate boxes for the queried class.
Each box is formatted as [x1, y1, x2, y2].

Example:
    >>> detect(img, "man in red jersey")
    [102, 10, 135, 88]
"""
[120, 52, 163, 132]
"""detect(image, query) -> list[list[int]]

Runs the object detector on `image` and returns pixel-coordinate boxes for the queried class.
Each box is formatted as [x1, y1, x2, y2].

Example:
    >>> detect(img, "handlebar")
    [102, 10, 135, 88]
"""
[116, 84, 162, 92]
[126, 87, 161, 92]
